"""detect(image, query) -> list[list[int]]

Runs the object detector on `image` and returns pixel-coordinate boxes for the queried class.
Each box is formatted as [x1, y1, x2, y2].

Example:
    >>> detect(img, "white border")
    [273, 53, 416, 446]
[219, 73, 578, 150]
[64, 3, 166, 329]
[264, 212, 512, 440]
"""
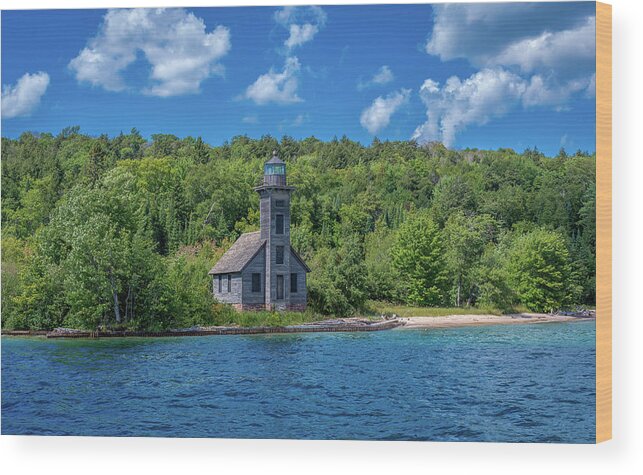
[1, 1, 642, 474]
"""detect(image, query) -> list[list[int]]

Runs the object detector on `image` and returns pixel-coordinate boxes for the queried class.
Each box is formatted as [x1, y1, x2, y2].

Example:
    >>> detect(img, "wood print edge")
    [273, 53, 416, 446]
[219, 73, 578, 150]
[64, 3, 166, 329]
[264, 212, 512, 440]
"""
[595, 1, 612, 444]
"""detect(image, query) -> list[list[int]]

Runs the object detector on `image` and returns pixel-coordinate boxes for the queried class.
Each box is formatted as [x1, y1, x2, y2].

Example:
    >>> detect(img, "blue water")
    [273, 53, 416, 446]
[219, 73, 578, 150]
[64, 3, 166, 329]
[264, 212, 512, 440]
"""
[1, 321, 595, 442]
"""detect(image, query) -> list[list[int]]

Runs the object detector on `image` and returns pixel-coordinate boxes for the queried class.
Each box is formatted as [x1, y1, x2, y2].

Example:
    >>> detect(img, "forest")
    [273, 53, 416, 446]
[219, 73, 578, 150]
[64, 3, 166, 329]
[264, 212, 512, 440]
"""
[1, 128, 596, 331]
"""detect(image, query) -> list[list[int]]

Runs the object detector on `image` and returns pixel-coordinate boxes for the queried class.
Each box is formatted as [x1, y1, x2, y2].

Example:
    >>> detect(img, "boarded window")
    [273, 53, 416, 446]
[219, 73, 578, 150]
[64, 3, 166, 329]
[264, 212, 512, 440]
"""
[276, 246, 284, 264]
[227, 274, 231, 292]
[252, 273, 261, 293]
[276, 275, 284, 300]
[290, 273, 298, 293]
[276, 214, 284, 234]
[218, 275, 222, 293]
[275, 199, 285, 208]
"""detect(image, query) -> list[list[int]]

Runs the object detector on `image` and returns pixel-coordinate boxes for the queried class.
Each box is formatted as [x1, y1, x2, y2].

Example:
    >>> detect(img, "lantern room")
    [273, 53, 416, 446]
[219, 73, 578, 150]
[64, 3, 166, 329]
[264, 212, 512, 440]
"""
[263, 150, 287, 186]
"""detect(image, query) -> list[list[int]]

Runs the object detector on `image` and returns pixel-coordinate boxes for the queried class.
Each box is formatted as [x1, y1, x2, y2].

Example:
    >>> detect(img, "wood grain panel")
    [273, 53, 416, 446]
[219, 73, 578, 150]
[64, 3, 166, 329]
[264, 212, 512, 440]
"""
[595, 1, 612, 444]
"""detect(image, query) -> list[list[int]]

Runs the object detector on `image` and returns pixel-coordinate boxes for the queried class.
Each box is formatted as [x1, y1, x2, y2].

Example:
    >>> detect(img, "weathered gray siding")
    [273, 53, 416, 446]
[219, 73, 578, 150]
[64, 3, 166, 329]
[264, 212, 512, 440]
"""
[258, 188, 292, 309]
[241, 248, 265, 305]
[289, 253, 308, 307]
[212, 272, 242, 304]
[211, 156, 308, 312]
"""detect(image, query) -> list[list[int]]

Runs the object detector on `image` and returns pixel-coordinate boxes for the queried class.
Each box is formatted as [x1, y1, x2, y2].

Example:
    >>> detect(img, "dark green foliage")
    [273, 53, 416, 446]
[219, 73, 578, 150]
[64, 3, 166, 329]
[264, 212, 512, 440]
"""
[473, 241, 517, 312]
[308, 235, 368, 316]
[163, 242, 222, 329]
[443, 212, 498, 307]
[364, 224, 401, 302]
[1, 130, 596, 329]
[506, 228, 580, 312]
[391, 212, 448, 306]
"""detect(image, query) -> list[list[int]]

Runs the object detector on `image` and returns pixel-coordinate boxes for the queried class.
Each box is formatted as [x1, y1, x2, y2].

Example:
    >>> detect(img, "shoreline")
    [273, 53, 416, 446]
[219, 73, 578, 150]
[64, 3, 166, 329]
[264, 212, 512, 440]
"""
[397, 312, 595, 330]
[1, 313, 595, 339]
[1, 318, 403, 339]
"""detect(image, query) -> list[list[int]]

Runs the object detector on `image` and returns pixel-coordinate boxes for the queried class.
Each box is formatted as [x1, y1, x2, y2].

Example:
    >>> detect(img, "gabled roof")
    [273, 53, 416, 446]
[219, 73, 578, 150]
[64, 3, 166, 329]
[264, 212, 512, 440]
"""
[290, 247, 311, 273]
[209, 231, 265, 275]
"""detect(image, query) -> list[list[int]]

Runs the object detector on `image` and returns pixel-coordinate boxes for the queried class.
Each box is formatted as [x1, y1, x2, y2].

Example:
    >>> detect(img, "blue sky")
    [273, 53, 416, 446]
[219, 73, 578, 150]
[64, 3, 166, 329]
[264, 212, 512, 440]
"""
[1, 3, 596, 155]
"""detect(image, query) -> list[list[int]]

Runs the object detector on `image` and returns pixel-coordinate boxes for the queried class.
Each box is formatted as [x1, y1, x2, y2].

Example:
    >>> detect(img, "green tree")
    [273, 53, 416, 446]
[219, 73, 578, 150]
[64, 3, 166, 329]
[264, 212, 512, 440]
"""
[84, 139, 109, 185]
[308, 235, 368, 316]
[338, 191, 379, 237]
[364, 224, 400, 302]
[506, 228, 580, 312]
[10, 255, 68, 330]
[194, 136, 210, 164]
[443, 212, 497, 306]
[574, 186, 597, 303]
[0, 130, 597, 328]
[391, 212, 447, 306]
[473, 241, 516, 312]
[1, 237, 28, 328]
[430, 173, 479, 226]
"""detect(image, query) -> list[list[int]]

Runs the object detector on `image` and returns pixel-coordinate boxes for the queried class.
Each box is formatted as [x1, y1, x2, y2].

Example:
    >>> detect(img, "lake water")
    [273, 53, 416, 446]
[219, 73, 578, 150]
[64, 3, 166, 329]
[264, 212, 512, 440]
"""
[1, 321, 595, 442]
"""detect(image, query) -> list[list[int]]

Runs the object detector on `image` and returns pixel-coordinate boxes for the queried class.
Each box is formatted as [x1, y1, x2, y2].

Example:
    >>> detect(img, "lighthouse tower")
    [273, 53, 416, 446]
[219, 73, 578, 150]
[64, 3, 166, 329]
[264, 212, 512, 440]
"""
[255, 151, 295, 309]
[209, 150, 309, 311]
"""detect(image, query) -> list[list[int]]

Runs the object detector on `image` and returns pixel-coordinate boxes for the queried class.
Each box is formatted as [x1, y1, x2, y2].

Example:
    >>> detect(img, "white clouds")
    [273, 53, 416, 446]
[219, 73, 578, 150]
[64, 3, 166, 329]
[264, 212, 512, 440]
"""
[245, 57, 302, 105]
[426, 3, 594, 68]
[412, 68, 597, 147]
[425, 4, 595, 82]
[1, 72, 50, 119]
[521, 74, 593, 108]
[413, 69, 526, 147]
[242, 7, 325, 106]
[358, 65, 395, 90]
[372, 66, 395, 86]
[360, 88, 410, 135]
[491, 16, 596, 78]
[275, 6, 326, 50]
[419, 3, 597, 147]
[285, 24, 319, 50]
[69, 8, 231, 97]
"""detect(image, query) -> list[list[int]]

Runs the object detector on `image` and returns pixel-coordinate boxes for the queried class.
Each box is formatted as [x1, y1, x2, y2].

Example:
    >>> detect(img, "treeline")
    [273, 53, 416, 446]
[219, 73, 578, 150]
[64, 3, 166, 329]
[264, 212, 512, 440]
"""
[1, 128, 595, 330]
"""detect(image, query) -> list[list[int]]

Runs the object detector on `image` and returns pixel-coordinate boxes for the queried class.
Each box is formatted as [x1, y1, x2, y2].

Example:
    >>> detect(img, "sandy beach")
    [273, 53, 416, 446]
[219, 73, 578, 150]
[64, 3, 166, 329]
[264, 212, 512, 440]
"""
[397, 313, 595, 329]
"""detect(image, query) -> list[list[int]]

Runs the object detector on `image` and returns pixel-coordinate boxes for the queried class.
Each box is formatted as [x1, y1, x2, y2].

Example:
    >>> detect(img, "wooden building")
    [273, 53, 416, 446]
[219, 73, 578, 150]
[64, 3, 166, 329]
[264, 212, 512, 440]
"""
[208, 152, 310, 311]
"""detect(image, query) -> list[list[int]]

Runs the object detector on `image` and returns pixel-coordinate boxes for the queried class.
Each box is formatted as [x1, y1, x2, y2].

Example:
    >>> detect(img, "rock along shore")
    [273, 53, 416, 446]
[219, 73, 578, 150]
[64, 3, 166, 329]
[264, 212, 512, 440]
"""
[1, 312, 596, 339]
[1, 318, 403, 339]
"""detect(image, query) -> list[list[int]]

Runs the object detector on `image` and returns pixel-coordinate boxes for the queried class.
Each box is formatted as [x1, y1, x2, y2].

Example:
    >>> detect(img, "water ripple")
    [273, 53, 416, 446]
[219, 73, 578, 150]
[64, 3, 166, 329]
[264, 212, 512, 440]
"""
[2, 321, 595, 442]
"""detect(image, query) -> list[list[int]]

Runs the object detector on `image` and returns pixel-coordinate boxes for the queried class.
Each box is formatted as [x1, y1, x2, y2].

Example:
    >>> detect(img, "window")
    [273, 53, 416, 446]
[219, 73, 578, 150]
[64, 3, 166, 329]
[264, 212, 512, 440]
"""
[276, 214, 284, 235]
[276, 246, 284, 264]
[264, 164, 285, 175]
[218, 275, 222, 293]
[252, 273, 261, 293]
[290, 273, 298, 293]
[276, 275, 284, 300]
[227, 274, 232, 292]
[275, 199, 285, 208]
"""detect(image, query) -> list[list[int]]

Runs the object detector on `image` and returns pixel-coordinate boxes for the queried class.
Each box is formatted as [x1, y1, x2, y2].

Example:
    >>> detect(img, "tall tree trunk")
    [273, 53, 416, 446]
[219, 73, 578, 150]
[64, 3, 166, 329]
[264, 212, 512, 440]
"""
[457, 275, 461, 307]
[124, 285, 131, 323]
[108, 270, 121, 324]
